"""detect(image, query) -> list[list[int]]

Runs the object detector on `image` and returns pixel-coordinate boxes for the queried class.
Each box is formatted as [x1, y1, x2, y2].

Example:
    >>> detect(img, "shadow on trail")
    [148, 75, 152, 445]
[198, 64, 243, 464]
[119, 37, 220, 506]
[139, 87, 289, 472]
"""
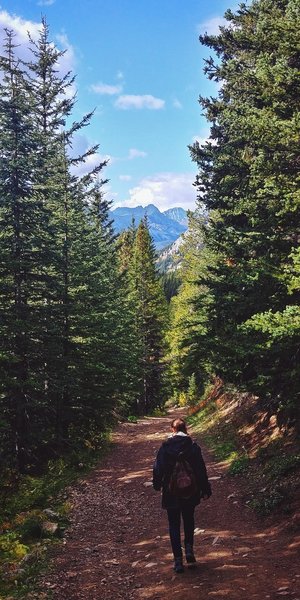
[36, 411, 300, 600]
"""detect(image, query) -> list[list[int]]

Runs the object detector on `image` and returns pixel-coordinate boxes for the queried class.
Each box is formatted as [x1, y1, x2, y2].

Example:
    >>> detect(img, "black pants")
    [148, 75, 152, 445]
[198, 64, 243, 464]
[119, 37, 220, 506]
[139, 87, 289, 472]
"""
[167, 504, 195, 559]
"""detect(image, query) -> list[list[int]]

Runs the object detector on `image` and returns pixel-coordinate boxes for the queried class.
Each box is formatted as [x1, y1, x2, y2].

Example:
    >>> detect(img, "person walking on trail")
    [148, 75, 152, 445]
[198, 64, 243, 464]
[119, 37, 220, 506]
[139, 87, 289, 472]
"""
[152, 417, 212, 573]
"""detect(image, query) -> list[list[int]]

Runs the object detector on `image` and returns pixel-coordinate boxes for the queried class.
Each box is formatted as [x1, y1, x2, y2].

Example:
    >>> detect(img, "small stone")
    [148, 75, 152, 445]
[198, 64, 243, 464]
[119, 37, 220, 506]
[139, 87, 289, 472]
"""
[194, 528, 205, 535]
[212, 535, 220, 545]
[143, 482, 152, 487]
[43, 509, 59, 519]
[41, 521, 59, 536]
[145, 562, 157, 568]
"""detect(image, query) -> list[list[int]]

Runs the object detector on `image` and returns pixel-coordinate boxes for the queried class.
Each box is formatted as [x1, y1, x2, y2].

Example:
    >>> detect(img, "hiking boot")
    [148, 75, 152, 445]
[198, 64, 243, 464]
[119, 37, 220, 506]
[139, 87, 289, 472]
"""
[173, 557, 184, 573]
[185, 543, 196, 566]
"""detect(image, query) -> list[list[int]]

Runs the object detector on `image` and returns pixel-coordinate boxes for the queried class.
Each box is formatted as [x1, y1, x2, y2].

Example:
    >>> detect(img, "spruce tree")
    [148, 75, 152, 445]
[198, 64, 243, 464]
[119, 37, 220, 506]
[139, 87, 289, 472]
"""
[131, 219, 167, 412]
[0, 20, 112, 472]
[189, 0, 300, 408]
[167, 211, 213, 397]
[0, 30, 55, 471]
[24, 20, 109, 448]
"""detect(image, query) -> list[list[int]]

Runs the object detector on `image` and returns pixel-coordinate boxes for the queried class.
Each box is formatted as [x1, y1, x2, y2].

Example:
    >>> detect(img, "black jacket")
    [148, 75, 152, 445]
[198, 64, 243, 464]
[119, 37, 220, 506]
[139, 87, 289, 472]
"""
[152, 434, 211, 509]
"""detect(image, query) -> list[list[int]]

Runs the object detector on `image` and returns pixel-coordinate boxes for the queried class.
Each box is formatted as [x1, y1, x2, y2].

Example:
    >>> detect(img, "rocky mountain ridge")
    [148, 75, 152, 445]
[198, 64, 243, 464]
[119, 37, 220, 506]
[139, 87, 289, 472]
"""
[110, 203, 188, 250]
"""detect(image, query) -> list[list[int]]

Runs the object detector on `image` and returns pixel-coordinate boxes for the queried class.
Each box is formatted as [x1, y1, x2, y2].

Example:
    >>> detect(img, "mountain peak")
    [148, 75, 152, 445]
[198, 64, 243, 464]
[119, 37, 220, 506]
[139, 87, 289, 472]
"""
[163, 207, 188, 227]
[110, 204, 188, 250]
[144, 203, 160, 215]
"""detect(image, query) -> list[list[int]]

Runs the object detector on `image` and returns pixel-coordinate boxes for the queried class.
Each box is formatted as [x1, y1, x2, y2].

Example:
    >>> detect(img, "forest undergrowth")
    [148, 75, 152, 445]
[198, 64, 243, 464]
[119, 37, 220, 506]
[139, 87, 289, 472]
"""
[0, 435, 112, 599]
[188, 382, 300, 519]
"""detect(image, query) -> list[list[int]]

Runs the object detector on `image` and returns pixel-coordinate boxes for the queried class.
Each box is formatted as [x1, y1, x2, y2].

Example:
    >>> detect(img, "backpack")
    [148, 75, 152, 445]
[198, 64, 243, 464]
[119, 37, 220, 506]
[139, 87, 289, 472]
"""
[168, 452, 198, 499]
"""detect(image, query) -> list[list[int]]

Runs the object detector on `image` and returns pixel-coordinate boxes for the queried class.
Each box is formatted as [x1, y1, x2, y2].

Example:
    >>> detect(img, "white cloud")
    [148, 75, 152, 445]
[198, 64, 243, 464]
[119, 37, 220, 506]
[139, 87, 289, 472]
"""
[192, 134, 210, 146]
[0, 11, 76, 80]
[55, 32, 76, 77]
[115, 94, 165, 110]
[72, 153, 108, 178]
[197, 16, 227, 36]
[192, 130, 218, 147]
[69, 133, 112, 178]
[90, 82, 123, 95]
[117, 173, 197, 212]
[119, 175, 132, 181]
[37, 0, 56, 6]
[0, 10, 40, 62]
[128, 148, 147, 160]
[173, 98, 183, 109]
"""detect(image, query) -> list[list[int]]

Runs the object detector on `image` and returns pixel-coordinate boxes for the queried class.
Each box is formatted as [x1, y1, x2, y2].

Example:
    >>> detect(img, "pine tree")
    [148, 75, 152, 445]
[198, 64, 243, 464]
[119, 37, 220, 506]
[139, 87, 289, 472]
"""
[131, 219, 167, 412]
[0, 30, 56, 471]
[68, 180, 131, 434]
[117, 224, 144, 414]
[167, 211, 213, 397]
[187, 373, 198, 407]
[0, 20, 112, 472]
[24, 20, 109, 449]
[189, 0, 300, 408]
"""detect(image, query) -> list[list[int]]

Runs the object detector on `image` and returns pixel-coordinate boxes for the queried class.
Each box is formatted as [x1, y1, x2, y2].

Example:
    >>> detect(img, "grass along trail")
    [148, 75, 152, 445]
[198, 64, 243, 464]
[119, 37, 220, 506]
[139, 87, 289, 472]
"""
[35, 409, 300, 600]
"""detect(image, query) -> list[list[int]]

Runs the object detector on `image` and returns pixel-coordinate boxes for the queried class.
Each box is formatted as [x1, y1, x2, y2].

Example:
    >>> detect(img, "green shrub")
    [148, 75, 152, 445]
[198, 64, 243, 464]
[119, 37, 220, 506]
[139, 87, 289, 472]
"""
[151, 407, 167, 417]
[250, 486, 287, 516]
[127, 415, 138, 423]
[0, 531, 28, 561]
[229, 455, 250, 476]
[265, 454, 300, 480]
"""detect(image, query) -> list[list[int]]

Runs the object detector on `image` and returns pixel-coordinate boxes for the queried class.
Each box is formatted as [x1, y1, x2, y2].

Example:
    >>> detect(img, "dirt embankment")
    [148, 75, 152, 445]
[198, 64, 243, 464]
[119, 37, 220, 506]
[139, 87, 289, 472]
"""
[33, 409, 300, 600]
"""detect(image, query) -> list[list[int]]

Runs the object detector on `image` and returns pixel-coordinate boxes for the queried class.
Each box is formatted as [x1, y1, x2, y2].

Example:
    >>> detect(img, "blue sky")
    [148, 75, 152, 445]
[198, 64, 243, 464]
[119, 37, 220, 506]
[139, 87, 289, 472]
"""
[0, 0, 237, 212]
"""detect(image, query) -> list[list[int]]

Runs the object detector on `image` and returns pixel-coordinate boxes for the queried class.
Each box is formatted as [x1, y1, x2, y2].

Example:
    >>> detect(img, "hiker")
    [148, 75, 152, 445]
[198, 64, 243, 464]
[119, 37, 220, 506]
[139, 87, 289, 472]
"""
[152, 417, 211, 573]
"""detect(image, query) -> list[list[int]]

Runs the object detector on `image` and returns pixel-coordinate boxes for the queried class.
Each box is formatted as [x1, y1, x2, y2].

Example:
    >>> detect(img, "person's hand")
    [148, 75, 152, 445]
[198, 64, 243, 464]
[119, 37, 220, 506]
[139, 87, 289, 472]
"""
[201, 484, 212, 499]
[153, 482, 161, 491]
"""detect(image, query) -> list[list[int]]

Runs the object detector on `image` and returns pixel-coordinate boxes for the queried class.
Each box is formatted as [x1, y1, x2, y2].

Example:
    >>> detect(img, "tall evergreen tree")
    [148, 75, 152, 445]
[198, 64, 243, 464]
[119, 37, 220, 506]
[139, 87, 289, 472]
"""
[188, 0, 300, 409]
[25, 21, 111, 449]
[0, 20, 117, 473]
[0, 30, 56, 471]
[117, 224, 144, 414]
[131, 219, 167, 412]
[167, 211, 213, 396]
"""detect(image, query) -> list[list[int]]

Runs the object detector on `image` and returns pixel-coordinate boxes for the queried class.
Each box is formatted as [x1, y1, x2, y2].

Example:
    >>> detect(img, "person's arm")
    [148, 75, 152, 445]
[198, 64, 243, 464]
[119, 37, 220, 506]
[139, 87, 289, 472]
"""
[194, 444, 212, 498]
[152, 446, 165, 491]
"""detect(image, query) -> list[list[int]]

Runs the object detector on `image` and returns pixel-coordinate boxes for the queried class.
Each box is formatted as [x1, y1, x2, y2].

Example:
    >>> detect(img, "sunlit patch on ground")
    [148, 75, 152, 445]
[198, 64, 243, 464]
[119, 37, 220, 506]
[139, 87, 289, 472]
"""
[33, 410, 300, 600]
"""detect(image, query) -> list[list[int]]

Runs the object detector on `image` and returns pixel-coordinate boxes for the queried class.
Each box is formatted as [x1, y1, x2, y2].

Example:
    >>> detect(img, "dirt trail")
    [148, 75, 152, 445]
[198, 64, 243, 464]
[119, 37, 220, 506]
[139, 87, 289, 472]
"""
[39, 410, 300, 600]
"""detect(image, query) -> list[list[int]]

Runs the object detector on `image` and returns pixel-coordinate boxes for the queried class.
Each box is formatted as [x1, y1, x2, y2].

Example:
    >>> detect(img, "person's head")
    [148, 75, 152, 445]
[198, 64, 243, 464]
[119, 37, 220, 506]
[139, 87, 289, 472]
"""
[171, 418, 187, 434]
